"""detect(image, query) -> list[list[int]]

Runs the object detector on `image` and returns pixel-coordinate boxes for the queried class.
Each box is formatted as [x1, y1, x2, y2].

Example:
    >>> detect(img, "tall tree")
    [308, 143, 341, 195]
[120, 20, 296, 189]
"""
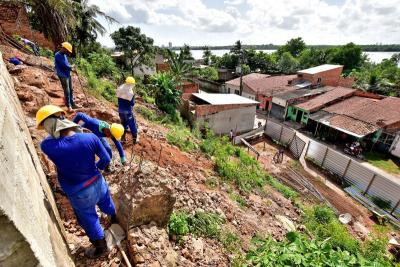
[326, 43, 364, 73]
[202, 46, 212, 65]
[180, 44, 194, 60]
[278, 52, 299, 74]
[278, 37, 306, 57]
[166, 49, 194, 87]
[71, 0, 117, 54]
[111, 26, 155, 75]
[25, 0, 71, 47]
[298, 48, 327, 69]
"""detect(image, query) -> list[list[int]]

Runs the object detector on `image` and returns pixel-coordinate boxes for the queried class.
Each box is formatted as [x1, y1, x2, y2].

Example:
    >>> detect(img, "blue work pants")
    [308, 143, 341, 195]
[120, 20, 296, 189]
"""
[119, 112, 138, 137]
[68, 175, 115, 241]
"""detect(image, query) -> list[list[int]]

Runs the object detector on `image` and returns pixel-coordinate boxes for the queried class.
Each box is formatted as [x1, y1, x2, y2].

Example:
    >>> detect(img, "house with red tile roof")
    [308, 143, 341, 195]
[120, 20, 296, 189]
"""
[225, 73, 297, 111]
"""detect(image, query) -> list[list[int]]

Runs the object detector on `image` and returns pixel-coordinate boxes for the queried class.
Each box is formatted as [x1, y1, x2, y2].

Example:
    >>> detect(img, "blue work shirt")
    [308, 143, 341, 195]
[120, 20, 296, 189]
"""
[118, 96, 135, 113]
[54, 51, 71, 78]
[73, 112, 125, 158]
[41, 133, 110, 195]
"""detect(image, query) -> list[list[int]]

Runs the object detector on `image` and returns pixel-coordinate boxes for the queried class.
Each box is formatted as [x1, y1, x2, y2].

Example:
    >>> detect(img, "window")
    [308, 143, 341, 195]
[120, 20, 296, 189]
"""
[317, 77, 322, 84]
[235, 90, 240, 95]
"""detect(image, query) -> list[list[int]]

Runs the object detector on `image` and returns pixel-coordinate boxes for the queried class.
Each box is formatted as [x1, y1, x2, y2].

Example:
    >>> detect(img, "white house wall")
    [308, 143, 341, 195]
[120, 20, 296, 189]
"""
[198, 106, 256, 134]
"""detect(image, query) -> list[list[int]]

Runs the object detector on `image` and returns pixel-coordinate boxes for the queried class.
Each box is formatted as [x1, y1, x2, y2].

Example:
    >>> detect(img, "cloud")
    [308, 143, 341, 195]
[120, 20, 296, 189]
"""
[224, 0, 244, 5]
[90, 0, 400, 46]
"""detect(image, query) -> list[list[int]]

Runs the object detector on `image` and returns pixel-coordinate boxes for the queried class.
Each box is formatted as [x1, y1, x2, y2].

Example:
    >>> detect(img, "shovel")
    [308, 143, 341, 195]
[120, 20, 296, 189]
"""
[105, 224, 132, 267]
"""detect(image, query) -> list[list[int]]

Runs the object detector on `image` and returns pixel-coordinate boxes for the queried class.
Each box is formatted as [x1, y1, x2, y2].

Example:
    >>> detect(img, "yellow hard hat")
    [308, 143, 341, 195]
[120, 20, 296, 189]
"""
[110, 123, 124, 141]
[61, 42, 73, 53]
[125, 76, 136, 84]
[36, 105, 65, 129]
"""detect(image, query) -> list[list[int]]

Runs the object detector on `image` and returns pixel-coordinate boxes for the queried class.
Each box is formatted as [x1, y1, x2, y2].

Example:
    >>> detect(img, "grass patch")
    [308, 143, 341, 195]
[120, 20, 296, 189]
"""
[200, 133, 297, 199]
[228, 192, 247, 208]
[365, 152, 400, 175]
[244, 232, 391, 267]
[220, 230, 241, 253]
[166, 126, 199, 152]
[168, 211, 224, 239]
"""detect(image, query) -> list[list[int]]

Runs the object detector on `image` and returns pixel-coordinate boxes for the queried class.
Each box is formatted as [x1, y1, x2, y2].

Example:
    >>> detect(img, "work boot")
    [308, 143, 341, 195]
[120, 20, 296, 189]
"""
[85, 238, 107, 259]
[104, 165, 113, 173]
[67, 106, 73, 112]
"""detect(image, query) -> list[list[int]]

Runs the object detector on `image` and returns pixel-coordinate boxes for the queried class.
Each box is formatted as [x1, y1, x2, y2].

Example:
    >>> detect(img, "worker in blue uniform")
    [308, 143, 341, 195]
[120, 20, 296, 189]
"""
[54, 42, 78, 112]
[116, 76, 138, 144]
[36, 105, 116, 258]
[73, 112, 126, 167]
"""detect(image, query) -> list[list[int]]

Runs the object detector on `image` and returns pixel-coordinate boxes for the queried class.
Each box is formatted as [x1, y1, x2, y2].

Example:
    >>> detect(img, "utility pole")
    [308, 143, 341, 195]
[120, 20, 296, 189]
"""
[238, 41, 244, 96]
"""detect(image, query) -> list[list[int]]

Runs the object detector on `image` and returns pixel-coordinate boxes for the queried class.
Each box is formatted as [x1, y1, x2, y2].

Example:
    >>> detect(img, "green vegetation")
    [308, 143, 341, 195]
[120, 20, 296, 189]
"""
[244, 232, 389, 267]
[228, 191, 247, 208]
[166, 126, 199, 152]
[77, 57, 118, 103]
[219, 230, 241, 253]
[200, 133, 297, 198]
[149, 72, 182, 118]
[371, 196, 392, 210]
[193, 66, 219, 81]
[111, 26, 155, 75]
[364, 152, 400, 175]
[168, 211, 223, 238]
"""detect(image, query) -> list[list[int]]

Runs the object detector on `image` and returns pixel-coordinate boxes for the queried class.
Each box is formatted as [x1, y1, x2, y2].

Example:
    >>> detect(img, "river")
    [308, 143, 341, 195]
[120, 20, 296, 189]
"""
[190, 49, 399, 65]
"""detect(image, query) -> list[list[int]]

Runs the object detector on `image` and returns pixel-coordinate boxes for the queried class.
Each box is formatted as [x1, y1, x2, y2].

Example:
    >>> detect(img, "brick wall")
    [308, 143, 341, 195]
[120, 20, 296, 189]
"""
[195, 103, 257, 116]
[338, 76, 355, 88]
[180, 82, 199, 94]
[0, 4, 54, 50]
[156, 63, 169, 72]
[298, 67, 343, 87]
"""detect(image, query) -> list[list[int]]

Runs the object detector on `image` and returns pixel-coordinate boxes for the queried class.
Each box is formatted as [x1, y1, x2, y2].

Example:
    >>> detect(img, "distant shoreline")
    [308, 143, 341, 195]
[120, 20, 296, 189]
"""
[170, 45, 400, 52]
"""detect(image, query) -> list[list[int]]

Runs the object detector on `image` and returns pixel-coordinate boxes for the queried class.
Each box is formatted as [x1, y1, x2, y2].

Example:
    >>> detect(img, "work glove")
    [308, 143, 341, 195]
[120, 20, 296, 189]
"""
[121, 156, 127, 165]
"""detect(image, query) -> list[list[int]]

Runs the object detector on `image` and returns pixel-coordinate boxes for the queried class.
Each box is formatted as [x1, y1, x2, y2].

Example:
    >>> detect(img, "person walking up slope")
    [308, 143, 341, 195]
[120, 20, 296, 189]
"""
[73, 112, 126, 168]
[55, 42, 78, 112]
[37, 105, 117, 258]
[117, 76, 138, 144]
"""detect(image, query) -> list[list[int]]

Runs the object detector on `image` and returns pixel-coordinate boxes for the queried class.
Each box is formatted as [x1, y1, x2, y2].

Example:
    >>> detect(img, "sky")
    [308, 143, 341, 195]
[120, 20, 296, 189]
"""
[89, 0, 400, 48]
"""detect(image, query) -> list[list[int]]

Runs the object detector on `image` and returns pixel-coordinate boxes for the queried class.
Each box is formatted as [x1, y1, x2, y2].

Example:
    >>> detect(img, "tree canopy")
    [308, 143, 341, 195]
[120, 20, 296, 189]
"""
[111, 26, 155, 75]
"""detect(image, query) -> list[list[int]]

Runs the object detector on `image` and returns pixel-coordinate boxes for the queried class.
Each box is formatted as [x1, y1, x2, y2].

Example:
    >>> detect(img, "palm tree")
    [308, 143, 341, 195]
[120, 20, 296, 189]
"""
[24, 0, 116, 50]
[25, 0, 72, 47]
[72, 0, 117, 52]
[166, 49, 194, 88]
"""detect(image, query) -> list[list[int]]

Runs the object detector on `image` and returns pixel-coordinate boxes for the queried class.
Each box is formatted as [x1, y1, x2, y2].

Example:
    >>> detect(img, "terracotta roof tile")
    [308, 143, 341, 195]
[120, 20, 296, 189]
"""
[325, 115, 379, 137]
[295, 86, 356, 112]
[226, 74, 296, 95]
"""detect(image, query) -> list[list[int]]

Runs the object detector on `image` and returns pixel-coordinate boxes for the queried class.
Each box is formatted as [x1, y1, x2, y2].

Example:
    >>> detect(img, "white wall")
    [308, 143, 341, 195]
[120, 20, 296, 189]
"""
[0, 52, 74, 267]
[390, 133, 400, 158]
[226, 84, 257, 100]
[198, 106, 256, 134]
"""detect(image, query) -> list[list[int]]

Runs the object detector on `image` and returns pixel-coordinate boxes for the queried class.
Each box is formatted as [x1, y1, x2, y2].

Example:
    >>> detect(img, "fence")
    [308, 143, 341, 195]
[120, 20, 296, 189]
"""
[265, 120, 306, 159]
[306, 140, 400, 216]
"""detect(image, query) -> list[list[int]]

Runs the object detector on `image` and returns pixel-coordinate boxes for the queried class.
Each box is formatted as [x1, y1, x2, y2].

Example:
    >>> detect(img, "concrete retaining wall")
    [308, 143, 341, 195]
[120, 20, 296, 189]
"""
[0, 52, 74, 266]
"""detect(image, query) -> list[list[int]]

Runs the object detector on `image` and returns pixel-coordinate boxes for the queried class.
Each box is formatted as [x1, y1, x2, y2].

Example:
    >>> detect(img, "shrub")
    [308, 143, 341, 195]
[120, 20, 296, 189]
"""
[150, 72, 182, 116]
[168, 212, 190, 236]
[245, 233, 388, 267]
[363, 235, 390, 263]
[304, 205, 360, 254]
[188, 211, 224, 238]
[168, 211, 223, 239]
[134, 106, 159, 121]
[166, 126, 198, 152]
[87, 52, 119, 78]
